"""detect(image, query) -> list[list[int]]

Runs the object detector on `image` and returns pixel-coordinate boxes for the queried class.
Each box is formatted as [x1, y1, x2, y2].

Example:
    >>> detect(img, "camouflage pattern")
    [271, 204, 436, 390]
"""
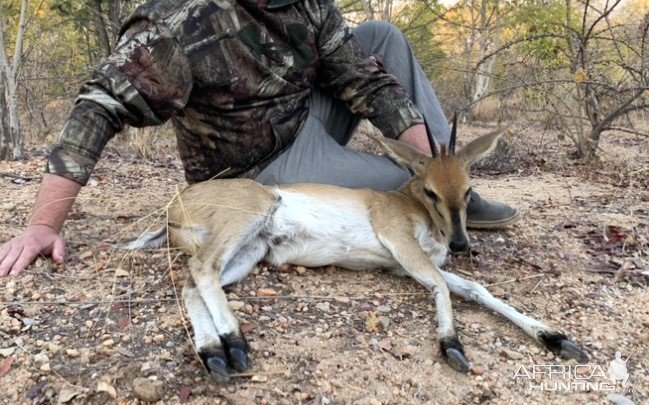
[46, 0, 423, 185]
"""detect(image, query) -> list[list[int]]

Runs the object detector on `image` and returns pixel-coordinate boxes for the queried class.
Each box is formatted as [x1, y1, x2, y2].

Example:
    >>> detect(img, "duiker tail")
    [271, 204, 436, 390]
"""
[117, 227, 168, 250]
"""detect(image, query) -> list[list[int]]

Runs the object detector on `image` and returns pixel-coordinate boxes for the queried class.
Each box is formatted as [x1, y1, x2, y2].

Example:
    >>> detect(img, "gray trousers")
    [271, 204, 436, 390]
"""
[255, 21, 450, 191]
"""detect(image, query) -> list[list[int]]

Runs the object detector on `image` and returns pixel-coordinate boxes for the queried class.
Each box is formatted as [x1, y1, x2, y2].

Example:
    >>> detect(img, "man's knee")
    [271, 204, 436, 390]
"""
[353, 21, 407, 51]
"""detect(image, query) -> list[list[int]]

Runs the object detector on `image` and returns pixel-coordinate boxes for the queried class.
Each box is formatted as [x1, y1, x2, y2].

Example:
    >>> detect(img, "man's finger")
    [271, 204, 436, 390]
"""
[0, 246, 23, 277]
[52, 238, 65, 264]
[0, 243, 10, 262]
[9, 248, 38, 276]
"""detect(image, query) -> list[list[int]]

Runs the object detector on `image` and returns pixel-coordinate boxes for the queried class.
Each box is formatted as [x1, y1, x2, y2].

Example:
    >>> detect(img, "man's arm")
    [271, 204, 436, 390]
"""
[314, 1, 424, 141]
[1, 18, 192, 278]
[397, 124, 432, 155]
[0, 174, 80, 277]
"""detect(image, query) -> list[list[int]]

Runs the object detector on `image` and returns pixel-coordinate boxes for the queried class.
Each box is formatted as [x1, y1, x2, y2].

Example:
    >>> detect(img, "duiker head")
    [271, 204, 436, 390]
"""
[372, 117, 502, 252]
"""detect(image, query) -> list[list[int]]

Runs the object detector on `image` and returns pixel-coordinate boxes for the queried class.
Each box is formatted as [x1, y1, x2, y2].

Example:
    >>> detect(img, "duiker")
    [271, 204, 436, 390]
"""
[123, 126, 588, 380]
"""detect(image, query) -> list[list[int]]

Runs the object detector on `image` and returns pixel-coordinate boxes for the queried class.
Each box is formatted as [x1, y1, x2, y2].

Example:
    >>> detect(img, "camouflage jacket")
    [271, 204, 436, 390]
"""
[46, 0, 423, 185]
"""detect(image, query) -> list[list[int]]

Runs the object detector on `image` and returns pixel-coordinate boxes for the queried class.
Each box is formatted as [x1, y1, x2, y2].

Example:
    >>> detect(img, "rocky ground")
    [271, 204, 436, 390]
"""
[0, 124, 647, 404]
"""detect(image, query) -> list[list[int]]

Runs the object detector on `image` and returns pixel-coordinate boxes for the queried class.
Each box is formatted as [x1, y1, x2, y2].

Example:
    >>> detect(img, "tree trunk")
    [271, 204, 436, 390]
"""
[0, 0, 29, 160]
[92, 0, 112, 58]
[6, 79, 23, 159]
[468, 0, 498, 121]
[0, 75, 10, 161]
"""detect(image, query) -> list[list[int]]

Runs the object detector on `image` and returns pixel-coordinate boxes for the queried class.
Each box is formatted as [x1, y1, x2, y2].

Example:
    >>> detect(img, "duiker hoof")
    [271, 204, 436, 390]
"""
[445, 348, 470, 373]
[200, 349, 231, 382]
[221, 333, 250, 373]
[539, 331, 589, 363]
[228, 347, 250, 373]
[440, 336, 470, 373]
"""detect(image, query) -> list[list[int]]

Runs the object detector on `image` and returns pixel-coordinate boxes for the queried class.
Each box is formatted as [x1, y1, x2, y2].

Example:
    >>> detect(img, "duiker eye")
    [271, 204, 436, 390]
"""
[424, 188, 439, 203]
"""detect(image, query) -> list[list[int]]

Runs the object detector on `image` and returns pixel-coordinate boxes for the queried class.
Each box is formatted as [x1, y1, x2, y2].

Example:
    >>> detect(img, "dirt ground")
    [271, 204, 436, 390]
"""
[0, 124, 647, 405]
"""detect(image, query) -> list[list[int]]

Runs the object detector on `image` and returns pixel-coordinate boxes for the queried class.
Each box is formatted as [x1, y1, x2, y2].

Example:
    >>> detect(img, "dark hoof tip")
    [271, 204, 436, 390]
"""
[200, 350, 230, 382]
[539, 332, 589, 363]
[228, 348, 250, 373]
[446, 348, 470, 373]
[560, 339, 590, 363]
[440, 336, 470, 373]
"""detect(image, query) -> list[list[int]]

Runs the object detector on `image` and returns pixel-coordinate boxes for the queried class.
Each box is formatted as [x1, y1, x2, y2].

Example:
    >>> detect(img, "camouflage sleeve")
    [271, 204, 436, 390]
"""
[314, 1, 423, 139]
[46, 19, 192, 185]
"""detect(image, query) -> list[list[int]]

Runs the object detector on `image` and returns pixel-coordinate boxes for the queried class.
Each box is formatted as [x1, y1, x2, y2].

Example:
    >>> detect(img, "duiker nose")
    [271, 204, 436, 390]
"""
[449, 239, 469, 253]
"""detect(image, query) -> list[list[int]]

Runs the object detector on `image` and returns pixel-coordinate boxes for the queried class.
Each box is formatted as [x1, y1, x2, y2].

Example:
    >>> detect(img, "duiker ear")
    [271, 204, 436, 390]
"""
[455, 129, 503, 170]
[368, 134, 430, 176]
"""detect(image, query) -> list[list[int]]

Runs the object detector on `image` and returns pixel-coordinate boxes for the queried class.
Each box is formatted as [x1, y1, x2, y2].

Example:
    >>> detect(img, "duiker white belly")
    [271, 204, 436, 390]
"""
[263, 190, 398, 270]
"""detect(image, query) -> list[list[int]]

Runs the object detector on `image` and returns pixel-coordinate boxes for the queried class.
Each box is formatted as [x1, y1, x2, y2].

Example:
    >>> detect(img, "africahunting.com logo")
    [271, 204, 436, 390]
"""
[513, 350, 635, 393]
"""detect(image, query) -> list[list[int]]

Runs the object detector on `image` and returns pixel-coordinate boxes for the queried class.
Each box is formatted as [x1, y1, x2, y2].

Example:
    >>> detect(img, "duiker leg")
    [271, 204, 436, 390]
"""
[182, 275, 232, 381]
[188, 219, 269, 379]
[440, 270, 589, 362]
[377, 231, 469, 372]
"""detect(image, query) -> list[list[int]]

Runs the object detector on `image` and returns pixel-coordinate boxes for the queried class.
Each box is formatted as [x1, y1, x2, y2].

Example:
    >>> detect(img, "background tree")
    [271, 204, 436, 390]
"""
[520, 0, 649, 158]
[0, 0, 29, 161]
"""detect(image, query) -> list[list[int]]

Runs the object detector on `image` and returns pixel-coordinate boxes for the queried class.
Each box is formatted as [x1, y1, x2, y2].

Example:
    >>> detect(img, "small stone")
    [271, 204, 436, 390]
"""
[471, 366, 485, 375]
[85, 321, 93, 329]
[97, 382, 117, 399]
[132, 378, 164, 402]
[257, 288, 278, 297]
[576, 366, 591, 376]
[102, 339, 114, 347]
[229, 301, 245, 311]
[39, 363, 51, 372]
[639, 332, 649, 345]
[251, 375, 268, 382]
[296, 266, 308, 276]
[48, 343, 61, 354]
[501, 349, 523, 360]
[33, 353, 49, 367]
[378, 316, 390, 330]
[66, 349, 80, 358]
[153, 335, 165, 344]
[79, 251, 93, 260]
[2, 203, 16, 211]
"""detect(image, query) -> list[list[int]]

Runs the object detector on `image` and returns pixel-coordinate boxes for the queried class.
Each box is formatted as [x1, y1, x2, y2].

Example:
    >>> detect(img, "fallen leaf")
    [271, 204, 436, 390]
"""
[378, 339, 392, 351]
[114, 268, 130, 278]
[57, 386, 83, 403]
[117, 317, 129, 331]
[0, 347, 15, 357]
[179, 387, 192, 403]
[0, 357, 13, 378]
[114, 346, 135, 358]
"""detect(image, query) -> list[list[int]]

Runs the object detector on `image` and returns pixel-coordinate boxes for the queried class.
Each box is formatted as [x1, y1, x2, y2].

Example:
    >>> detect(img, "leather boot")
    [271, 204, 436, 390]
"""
[466, 190, 520, 229]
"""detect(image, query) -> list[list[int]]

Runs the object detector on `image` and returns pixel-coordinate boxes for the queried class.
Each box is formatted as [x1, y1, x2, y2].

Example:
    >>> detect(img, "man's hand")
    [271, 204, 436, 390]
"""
[0, 225, 65, 277]
[0, 173, 81, 277]
[397, 124, 432, 155]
